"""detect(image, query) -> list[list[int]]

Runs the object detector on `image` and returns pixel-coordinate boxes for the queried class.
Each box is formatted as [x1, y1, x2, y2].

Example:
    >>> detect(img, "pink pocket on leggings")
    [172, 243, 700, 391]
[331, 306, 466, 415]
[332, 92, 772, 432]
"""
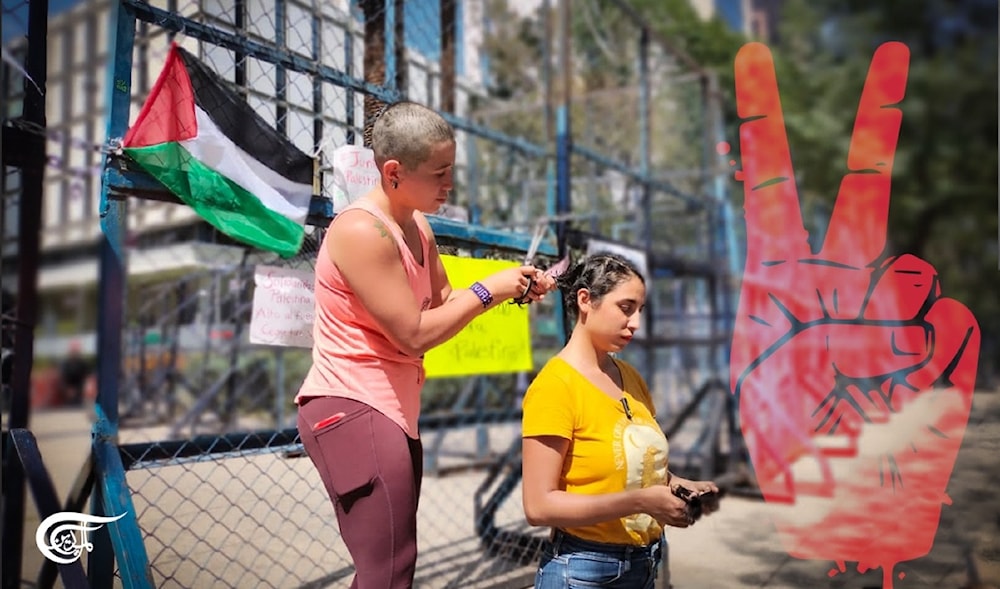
[311, 408, 378, 499]
[313, 412, 346, 431]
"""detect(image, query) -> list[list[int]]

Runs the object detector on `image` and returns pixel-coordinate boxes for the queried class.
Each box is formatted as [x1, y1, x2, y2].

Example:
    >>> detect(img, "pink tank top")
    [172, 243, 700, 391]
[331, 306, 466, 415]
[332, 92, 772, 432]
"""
[296, 199, 433, 438]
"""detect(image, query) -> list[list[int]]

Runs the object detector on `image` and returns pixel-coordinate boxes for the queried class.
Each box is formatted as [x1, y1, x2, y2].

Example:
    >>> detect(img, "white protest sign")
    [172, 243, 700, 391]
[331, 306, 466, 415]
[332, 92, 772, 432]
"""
[330, 145, 380, 212]
[249, 265, 316, 348]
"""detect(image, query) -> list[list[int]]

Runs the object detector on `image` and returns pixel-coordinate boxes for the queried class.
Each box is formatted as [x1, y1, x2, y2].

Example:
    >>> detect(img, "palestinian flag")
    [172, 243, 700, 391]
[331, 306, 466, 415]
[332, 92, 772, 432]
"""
[123, 43, 313, 257]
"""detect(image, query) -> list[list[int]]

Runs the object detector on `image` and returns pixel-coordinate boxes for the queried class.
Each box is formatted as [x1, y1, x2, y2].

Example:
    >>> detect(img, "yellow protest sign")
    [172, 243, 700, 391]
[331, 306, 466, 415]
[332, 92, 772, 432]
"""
[424, 255, 534, 378]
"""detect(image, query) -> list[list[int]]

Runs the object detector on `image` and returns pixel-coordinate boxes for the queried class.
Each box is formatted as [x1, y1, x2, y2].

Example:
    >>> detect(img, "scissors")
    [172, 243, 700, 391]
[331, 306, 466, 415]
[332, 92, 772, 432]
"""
[510, 221, 571, 306]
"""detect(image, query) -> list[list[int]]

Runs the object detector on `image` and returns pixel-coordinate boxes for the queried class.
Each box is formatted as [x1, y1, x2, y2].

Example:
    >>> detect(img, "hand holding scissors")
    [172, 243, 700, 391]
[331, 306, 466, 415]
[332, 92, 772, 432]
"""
[510, 222, 569, 306]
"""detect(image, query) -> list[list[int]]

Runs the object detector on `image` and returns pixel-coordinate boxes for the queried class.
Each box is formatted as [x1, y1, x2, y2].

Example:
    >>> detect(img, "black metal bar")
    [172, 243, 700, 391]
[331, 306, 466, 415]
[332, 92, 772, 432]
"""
[273, 0, 286, 135]
[166, 283, 185, 418]
[542, 0, 554, 143]
[311, 3, 323, 154]
[344, 21, 356, 144]
[638, 27, 654, 396]
[2, 0, 48, 583]
[38, 453, 96, 589]
[83, 13, 99, 225]
[8, 430, 91, 589]
[234, 0, 246, 88]
[223, 254, 250, 428]
[1, 125, 45, 170]
[554, 0, 572, 259]
[699, 391, 727, 481]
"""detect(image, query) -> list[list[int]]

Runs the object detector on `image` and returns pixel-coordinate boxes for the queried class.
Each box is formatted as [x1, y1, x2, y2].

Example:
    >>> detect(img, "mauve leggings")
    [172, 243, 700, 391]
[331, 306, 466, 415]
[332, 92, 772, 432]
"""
[297, 396, 423, 589]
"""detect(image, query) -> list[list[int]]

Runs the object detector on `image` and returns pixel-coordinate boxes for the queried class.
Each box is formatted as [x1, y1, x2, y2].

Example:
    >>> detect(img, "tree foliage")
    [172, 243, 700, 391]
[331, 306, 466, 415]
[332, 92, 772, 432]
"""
[565, 0, 999, 377]
[753, 0, 999, 379]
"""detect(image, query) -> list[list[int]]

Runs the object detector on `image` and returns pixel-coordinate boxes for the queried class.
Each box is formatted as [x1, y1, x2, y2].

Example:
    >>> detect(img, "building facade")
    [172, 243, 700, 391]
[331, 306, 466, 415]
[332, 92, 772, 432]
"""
[690, 0, 781, 41]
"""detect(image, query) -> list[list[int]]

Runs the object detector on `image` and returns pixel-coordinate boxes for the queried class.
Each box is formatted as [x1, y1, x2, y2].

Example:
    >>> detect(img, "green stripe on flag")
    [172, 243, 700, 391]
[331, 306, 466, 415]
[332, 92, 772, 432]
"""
[123, 142, 305, 258]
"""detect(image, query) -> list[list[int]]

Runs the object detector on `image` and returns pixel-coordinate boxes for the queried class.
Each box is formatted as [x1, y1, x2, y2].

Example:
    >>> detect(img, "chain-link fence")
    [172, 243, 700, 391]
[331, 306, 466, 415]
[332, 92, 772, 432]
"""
[556, 0, 736, 480]
[95, 2, 565, 582]
[2, 0, 738, 586]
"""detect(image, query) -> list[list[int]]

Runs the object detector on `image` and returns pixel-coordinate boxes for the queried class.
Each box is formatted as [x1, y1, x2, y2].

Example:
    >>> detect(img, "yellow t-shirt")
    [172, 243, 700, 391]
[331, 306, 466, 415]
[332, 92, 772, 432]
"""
[521, 356, 669, 546]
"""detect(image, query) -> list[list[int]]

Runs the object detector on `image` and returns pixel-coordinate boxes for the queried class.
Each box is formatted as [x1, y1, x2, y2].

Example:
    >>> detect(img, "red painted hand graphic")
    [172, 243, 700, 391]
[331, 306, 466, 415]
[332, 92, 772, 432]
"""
[728, 42, 980, 587]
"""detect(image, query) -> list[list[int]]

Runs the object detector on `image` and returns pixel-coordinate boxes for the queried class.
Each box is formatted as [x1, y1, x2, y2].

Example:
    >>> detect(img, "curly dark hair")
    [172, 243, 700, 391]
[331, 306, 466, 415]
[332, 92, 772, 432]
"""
[557, 252, 645, 319]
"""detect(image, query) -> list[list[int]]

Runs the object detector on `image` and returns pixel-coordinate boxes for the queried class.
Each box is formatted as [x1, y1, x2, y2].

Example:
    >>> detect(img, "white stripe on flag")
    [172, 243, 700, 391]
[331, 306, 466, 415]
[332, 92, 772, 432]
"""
[181, 107, 313, 223]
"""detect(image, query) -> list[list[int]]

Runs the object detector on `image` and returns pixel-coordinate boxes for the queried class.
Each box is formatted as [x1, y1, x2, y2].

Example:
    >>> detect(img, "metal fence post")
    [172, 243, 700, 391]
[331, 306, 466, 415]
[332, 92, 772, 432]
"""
[345, 26, 355, 144]
[91, 1, 154, 587]
[545, 159, 567, 343]
[311, 4, 323, 152]
[468, 133, 481, 225]
[637, 26, 655, 392]
[274, 348, 286, 427]
[1, 0, 48, 580]
[555, 0, 571, 259]
[274, 0, 287, 136]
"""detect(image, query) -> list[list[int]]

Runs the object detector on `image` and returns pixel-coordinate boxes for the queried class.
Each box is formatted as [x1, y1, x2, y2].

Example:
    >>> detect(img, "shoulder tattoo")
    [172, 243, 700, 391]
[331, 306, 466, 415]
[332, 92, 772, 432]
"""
[373, 219, 391, 239]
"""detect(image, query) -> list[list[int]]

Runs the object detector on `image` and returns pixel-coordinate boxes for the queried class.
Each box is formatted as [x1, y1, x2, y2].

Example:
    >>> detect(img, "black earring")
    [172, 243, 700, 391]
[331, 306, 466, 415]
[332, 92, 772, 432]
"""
[391, 181, 398, 189]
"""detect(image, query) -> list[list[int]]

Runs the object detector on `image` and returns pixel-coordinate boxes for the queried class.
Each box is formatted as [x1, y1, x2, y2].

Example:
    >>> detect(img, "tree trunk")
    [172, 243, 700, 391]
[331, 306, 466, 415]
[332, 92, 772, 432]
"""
[361, 0, 386, 147]
[394, 0, 407, 97]
[440, 0, 456, 113]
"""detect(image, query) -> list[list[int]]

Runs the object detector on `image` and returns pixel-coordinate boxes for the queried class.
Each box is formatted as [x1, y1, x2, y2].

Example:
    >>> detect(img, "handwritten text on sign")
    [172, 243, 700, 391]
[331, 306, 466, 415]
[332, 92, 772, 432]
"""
[330, 145, 380, 212]
[423, 256, 533, 378]
[249, 265, 315, 348]
[247, 257, 534, 378]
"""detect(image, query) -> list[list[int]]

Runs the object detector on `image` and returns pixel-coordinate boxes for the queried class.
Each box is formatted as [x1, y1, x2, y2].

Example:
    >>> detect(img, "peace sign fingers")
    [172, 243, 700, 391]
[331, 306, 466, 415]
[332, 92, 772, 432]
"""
[735, 42, 811, 267]
[822, 42, 910, 267]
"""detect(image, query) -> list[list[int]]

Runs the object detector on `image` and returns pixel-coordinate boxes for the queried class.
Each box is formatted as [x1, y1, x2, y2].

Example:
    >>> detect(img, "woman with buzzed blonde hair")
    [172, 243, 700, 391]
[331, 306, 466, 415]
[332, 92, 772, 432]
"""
[295, 101, 557, 588]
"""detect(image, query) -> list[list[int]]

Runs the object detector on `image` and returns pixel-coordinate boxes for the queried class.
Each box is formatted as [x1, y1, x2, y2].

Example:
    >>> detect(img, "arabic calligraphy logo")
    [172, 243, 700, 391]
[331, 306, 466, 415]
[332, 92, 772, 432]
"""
[35, 511, 126, 564]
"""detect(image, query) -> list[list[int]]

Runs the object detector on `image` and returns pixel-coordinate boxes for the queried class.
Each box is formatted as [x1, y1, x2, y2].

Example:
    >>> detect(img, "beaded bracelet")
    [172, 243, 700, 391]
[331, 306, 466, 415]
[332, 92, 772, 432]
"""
[469, 281, 494, 308]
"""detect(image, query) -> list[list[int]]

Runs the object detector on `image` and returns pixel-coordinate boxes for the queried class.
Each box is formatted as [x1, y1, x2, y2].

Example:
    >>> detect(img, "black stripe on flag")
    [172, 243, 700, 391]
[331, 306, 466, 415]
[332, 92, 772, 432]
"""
[177, 47, 313, 187]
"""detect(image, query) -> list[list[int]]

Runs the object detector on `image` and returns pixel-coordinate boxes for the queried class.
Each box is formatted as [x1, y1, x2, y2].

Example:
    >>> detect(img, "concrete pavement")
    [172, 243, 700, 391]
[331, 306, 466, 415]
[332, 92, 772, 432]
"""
[8, 390, 1000, 588]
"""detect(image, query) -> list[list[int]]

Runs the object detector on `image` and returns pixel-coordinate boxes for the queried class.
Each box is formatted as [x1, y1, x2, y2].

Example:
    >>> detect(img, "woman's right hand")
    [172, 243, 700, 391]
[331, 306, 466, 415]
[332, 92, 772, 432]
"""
[640, 485, 693, 528]
[479, 266, 549, 303]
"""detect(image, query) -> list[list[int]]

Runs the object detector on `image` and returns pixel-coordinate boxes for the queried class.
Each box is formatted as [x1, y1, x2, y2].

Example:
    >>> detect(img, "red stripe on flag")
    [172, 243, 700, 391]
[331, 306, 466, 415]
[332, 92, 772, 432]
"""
[123, 42, 198, 147]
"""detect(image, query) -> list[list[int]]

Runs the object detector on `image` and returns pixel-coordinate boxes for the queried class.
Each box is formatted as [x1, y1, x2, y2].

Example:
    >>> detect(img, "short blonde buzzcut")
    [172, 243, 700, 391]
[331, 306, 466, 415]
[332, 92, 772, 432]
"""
[370, 101, 455, 170]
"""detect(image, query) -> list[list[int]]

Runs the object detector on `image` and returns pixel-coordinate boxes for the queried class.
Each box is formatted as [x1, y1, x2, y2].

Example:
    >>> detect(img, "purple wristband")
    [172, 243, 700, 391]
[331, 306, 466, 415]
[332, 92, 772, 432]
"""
[469, 281, 494, 308]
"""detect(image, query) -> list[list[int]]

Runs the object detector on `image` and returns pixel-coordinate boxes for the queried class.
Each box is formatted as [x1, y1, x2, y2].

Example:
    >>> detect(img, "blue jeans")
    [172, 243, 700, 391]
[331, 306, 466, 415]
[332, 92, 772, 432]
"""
[535, 529, 663, 589]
